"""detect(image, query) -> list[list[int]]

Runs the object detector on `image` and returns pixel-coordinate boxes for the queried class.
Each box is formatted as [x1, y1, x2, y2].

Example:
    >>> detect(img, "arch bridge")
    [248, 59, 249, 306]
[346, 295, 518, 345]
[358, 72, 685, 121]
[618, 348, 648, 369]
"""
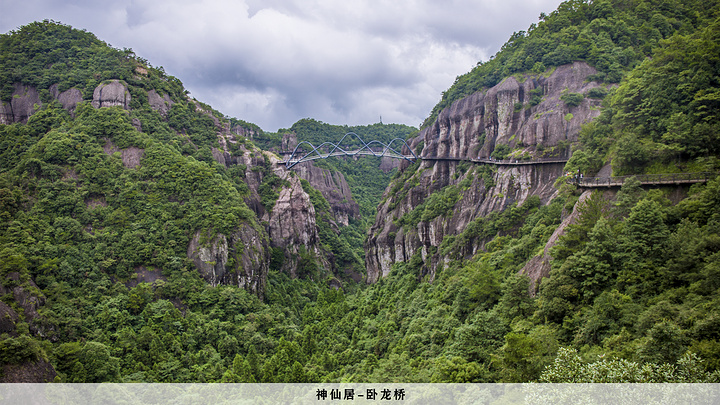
[282, 132, 418, 169]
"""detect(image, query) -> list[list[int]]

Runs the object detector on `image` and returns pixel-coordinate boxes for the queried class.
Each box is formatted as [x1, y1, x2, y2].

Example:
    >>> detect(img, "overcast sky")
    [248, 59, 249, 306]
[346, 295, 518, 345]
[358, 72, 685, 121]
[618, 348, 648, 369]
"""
[1, 0, 564, 132]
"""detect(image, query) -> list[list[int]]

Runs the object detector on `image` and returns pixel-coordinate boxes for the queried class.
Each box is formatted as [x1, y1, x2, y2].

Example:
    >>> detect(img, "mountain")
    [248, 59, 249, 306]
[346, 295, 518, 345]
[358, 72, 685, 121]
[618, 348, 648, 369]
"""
[366, 61, 604, 284]
[0, 20, 381, 382]
[360, 0, 720, 383]
[1, 0, 720, 384]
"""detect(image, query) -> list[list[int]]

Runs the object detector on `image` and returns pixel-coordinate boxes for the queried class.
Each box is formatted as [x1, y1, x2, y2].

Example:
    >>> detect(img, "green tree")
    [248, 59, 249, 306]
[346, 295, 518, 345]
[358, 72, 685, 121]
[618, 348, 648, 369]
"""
[616, 198, 669, 296]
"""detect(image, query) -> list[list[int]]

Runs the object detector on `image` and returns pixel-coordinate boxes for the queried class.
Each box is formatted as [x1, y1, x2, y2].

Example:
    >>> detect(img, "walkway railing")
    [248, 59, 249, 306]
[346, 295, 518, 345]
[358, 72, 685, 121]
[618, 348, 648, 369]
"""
[473, 157, 568, 165]
[576, 172, 716, 188]
[406, 156, 568, 165]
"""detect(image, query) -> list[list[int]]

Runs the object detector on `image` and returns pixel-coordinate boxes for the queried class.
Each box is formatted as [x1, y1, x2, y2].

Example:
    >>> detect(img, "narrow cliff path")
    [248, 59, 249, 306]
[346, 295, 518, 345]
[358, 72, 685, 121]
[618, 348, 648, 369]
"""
[420, 157, 568, 165]
[576, 172, 716, 188]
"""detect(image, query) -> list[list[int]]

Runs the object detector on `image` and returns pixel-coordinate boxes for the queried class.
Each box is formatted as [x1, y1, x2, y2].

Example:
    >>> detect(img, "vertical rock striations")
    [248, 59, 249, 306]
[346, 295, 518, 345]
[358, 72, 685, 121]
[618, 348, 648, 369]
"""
[365, 62, 606, 283]
[0, 84, 41, 124]
[91, 80, 131, 109]
[290, 163, 360, 226]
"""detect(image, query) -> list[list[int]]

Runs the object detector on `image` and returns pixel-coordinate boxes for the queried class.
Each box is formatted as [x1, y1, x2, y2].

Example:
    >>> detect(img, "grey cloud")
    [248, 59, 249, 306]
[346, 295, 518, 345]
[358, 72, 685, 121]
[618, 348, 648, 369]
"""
[1, 0, 564, 131]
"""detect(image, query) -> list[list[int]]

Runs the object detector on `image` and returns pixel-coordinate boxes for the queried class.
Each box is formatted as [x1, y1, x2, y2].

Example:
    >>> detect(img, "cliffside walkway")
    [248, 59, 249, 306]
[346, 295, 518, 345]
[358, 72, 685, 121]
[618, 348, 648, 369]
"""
[576, 172, 716, 188]
[421, 157, 569, 165]
[282, 132, 417, 169]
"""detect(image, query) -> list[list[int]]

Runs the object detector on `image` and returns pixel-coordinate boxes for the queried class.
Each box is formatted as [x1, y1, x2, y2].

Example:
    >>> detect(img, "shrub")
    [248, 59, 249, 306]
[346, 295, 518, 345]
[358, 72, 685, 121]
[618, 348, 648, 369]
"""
[560, 92, 584, 107]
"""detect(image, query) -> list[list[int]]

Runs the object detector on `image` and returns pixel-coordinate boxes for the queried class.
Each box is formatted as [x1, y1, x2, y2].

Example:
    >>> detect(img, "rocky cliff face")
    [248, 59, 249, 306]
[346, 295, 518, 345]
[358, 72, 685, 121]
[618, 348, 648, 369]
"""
[49, 84, 83, 115]
[211, 123, 337, 283]
[91, 80, 131, 109]
[0, 272, 51, 338]
[365, 62, 606, 283]
[147, 89, 174, 116]
[0, 84, 42, 124]
[1, 80, 133, 124]
[290, 163, 360, 226]
[279, 132, 360, 225]
[187, 223, 268, 296]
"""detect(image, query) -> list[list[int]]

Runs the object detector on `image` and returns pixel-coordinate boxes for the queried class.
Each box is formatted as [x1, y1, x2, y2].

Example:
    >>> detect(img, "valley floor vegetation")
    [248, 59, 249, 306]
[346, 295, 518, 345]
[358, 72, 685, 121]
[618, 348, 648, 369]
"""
[2, 0, 720, 383]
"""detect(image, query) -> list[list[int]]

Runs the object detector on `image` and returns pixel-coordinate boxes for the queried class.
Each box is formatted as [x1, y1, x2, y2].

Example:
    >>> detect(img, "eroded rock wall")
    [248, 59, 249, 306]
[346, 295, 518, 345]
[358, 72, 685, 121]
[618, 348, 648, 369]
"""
[209, 128, 333, 285]
[1, 80, 133, 124]
[278, 132, 360, 225]
[290, 163, 360, 226]
[365, 62, 606, 283]
[187, 222, 268, 296]
[91, 80, 131, 109]
[0, 84, 41, 124]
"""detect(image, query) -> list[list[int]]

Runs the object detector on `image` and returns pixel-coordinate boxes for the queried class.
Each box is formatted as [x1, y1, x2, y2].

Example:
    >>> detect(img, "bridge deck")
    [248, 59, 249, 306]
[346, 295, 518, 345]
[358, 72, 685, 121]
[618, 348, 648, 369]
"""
[279, 144, 716, 190]
[282, 153, 568, 166]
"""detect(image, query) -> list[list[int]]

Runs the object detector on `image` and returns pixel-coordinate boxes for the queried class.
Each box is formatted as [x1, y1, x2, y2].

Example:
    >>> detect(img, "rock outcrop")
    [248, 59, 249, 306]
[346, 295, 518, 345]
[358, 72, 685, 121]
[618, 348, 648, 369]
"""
[49, 84, 83, 115]
[0, 84, 42, 124]
[1, 83, 86, 124]
[187, 223, 268, 295]
[0, 302, 19, 334]
[147, 90, 174, 116]
[1, 360, 57, 383]
[365, 62, 606, 283]
[279, 132, 361, 225]
[379, 156, 402, 173]
[91, 80, 131, 109]
[0, 273, 48, 337]
[520, 189, 593, 293]
[102, 139, 144, 169]
[267, 175, 330, 276]
[421, 62, 603, 162]
[1, 79, 132, 124]
[190, 123, 338, 291]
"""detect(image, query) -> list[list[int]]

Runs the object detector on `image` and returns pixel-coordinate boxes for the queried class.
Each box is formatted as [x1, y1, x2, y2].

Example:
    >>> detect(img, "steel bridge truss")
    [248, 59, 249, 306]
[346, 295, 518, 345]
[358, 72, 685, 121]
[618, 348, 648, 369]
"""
[283, 132, 418, 168]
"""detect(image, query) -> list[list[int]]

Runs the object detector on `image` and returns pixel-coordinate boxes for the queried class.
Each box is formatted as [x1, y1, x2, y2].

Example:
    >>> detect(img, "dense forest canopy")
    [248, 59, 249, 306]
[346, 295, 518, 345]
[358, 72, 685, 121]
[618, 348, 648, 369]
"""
[0, 0, 720, 384]
[568, 15, 720, 176]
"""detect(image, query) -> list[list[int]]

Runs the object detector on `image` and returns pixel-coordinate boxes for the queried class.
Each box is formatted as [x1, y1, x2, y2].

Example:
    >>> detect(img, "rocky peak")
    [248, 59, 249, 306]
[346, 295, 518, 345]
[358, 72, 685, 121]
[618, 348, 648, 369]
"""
[282, 132, 299, 151]
[206, 127, 335, 283]
[423, 62, 604, 162]
[267, 173, 330, 277]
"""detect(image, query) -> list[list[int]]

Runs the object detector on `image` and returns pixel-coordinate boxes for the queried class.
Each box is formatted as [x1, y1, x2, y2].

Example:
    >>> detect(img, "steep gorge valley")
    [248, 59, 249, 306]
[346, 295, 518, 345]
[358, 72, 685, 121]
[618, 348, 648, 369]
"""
[2, 0, 720, 384]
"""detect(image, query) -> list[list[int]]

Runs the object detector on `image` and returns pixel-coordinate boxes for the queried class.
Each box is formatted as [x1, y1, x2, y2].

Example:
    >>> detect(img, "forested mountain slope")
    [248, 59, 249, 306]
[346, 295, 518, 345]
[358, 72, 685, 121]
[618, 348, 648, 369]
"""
[361, 0, 720, 382]
[0, 21, 379, 382]
[1, 0, 720, 384]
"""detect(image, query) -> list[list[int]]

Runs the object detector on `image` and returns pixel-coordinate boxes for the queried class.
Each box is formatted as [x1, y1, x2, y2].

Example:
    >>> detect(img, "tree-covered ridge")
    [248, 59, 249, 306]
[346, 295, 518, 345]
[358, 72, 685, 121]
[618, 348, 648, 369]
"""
[286, 118, 418, 147]
[252, 180, 720, 383]
[283, 119, 417, 218]
[424, 0, 719, 128]
[568, 16, 720, 175]
[0, 100, 265, 381]
[0, 20, 184, 102]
